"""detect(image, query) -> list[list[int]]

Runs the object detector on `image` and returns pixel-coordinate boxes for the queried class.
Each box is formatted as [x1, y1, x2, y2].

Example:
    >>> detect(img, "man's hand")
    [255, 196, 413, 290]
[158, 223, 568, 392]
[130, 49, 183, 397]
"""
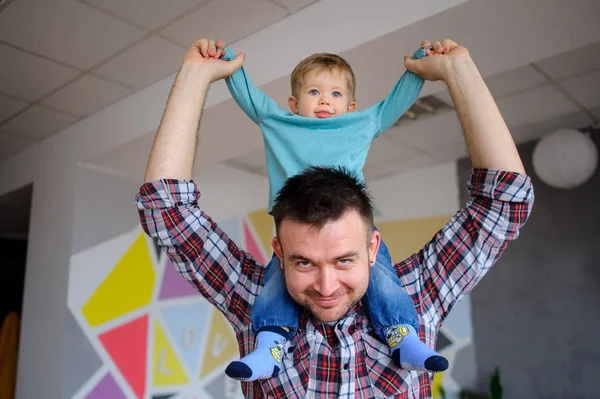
[144, 38, 245, 182]
[181, 38, 245, 83]
[405, 39, 525, 174]
[404, 39, 470, 82]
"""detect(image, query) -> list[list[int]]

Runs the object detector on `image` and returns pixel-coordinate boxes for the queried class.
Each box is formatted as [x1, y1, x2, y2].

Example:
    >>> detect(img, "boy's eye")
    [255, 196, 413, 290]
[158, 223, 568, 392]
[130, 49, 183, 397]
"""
[309, 89, 319, 95]
[332, 91, 342, 98]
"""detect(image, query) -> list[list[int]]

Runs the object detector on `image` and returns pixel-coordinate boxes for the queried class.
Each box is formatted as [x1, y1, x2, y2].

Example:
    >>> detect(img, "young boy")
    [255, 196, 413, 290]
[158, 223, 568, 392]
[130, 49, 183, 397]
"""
[208, 41, 449, 381]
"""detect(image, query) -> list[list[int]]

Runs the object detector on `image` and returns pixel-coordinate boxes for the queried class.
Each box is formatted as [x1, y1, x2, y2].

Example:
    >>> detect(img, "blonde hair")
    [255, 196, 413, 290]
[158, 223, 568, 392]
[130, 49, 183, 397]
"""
[290, 53, 356, 103]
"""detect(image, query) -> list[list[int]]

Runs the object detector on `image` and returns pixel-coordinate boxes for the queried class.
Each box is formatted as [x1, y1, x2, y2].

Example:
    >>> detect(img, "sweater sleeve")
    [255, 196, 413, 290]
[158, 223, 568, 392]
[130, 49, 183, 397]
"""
[223, 47, 279, 124]
[364, 47, 427, 137]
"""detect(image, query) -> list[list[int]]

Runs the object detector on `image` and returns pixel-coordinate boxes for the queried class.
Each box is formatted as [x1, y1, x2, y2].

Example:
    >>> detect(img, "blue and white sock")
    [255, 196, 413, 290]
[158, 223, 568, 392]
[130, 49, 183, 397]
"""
[386, 324, 448, 372]
[225, 328, 287, 381]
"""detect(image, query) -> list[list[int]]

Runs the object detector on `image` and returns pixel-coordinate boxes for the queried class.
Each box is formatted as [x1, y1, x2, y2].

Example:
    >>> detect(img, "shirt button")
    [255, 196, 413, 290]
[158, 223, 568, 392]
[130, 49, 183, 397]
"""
[344, 363, 349, 370]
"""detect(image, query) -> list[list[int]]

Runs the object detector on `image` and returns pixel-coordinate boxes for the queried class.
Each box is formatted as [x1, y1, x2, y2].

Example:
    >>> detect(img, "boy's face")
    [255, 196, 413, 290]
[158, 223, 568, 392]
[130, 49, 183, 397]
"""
[289, 68, 356, 118]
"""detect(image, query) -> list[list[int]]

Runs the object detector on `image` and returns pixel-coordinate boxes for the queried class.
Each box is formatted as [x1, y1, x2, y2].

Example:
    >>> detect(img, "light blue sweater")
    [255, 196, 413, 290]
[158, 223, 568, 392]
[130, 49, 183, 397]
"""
[223, 47, 427, 211]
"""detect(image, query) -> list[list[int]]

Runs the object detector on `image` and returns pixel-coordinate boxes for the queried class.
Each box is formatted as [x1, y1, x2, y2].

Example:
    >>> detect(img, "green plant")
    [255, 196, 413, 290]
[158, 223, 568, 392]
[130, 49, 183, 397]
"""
[458, 368, 503, 399]
[439, 385, 446, 399]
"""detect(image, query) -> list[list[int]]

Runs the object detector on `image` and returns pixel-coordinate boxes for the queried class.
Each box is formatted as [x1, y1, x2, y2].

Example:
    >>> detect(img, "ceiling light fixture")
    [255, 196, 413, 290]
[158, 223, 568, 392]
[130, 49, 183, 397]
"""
[393, 95, 452, 127]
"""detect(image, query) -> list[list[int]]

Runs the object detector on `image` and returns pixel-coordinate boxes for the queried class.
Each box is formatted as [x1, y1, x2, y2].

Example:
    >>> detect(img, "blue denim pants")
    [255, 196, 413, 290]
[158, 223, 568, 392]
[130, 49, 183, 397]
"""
[251, 231, 419, 340]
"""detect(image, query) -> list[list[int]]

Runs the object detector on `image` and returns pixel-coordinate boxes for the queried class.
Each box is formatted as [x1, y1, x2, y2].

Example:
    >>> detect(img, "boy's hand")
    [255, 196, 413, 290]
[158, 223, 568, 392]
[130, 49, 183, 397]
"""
[181, 38, 245, 83]
[404, 39, 471, 82]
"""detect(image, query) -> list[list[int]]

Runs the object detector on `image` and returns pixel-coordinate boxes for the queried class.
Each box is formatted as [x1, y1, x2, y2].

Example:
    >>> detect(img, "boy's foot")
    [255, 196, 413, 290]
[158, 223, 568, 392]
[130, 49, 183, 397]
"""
[225, 328, 287, 381]
[386, 325, 448, 372]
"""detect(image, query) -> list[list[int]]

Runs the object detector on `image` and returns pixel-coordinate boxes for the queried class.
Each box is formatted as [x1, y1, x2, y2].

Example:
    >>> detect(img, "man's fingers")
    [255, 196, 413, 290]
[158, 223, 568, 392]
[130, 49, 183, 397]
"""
[194, 38, 209, 58]
[208, 39, 217, 57]
[215, 40, 226, 58]
[420, 40, 433, 56]
[432, 41, 444, 54]
[440, 38, 455, 54]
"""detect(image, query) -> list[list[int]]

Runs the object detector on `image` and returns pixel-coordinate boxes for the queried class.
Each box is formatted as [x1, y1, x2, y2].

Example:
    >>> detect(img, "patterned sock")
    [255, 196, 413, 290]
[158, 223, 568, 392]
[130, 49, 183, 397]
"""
[225, 328, 287, 381]
[386, 324, 448, 372]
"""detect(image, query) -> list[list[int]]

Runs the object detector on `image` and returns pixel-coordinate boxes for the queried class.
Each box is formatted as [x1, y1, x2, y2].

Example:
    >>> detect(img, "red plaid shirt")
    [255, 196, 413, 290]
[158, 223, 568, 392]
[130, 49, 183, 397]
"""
[136, 168, 533, 398]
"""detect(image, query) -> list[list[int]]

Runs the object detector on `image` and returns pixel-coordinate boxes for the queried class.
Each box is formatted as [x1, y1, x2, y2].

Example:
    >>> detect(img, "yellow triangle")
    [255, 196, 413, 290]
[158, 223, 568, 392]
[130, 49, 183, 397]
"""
[200, 311, 239, 377]
[82, 233, 155, 327]
[432, 370, 445, 399]
[153, 320, 189, 386]
[376, 215, 453, 262]
[248, 209, 273, 257]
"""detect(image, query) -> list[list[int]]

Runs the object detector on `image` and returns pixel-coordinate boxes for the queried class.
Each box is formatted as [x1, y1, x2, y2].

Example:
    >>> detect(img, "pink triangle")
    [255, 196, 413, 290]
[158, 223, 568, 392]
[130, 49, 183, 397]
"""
[85, 373, 127, 399]
[243, 220, 267, 264]
[99, 315, 148, 399]
[159, 258, 200, 300]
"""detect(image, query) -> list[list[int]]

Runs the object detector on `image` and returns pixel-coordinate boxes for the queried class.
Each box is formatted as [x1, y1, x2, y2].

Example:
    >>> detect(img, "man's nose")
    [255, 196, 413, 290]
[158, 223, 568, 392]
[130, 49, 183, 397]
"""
[314, 267, 339, 297]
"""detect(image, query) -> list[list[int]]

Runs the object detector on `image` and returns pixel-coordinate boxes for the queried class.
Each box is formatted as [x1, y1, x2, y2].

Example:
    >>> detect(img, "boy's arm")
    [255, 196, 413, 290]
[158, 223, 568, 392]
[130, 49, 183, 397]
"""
[365, 47, 427, 137]
[221, 48, 280, 124]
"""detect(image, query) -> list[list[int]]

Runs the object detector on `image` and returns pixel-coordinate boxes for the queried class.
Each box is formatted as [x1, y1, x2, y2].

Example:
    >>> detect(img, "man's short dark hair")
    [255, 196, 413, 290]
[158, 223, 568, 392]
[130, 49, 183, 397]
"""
[271, 166, 374, 235]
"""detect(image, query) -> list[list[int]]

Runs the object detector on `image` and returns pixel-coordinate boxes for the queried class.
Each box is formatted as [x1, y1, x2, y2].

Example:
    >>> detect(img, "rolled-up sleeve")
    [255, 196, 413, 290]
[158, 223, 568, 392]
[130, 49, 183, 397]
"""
[396, 169, 534, 323]
[136, 179, 265, 331]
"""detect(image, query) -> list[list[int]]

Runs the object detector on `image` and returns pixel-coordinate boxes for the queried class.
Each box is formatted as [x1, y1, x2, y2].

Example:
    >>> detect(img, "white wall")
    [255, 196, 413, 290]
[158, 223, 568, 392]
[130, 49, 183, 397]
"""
[14, 137, 78, 399]
[369, 162, 460, 221]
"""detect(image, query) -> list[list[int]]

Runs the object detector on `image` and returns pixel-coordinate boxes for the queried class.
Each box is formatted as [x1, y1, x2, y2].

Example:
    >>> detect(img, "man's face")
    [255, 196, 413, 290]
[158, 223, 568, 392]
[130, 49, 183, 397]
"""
[272, 210, 380, 323]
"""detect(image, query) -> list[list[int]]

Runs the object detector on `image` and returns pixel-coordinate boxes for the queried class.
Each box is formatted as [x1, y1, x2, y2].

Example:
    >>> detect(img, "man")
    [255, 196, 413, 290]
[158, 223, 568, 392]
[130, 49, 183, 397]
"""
[136, 38, 534, 398]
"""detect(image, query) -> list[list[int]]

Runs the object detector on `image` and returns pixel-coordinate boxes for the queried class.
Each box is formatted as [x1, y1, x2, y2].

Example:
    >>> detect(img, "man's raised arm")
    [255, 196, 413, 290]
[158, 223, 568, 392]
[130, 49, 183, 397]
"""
[144, 38, 244, 182]
[405, 39, 525, 174]
[398, 39, 533, 325]
[137, 40, 264, 332]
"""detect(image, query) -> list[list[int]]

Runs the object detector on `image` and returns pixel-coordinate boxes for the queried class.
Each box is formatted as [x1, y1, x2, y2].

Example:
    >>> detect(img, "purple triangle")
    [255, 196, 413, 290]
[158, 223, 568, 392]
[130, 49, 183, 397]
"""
[85, 373, 127, 399]
[159, 258, 200, 300]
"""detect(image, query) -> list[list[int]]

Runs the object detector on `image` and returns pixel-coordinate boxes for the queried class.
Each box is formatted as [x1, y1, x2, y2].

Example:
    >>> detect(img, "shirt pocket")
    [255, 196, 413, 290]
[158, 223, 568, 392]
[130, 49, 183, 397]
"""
[362, 334, 410, 398]
[259, 333, 311, 399]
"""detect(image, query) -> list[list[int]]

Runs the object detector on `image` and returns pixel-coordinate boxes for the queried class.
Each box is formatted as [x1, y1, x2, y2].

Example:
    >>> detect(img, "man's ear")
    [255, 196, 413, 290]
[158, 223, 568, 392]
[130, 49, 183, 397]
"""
[347, 101, 357, 113]
[272, 236, 284, 269]
[368, 229, 381, 268]
[288, 96, 298, 114]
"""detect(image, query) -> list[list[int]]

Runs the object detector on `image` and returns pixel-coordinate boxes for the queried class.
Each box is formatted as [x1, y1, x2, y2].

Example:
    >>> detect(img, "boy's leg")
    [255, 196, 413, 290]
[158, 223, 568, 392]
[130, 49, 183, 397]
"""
[365, 238, 448, 372]
[225, 255, 300, 381]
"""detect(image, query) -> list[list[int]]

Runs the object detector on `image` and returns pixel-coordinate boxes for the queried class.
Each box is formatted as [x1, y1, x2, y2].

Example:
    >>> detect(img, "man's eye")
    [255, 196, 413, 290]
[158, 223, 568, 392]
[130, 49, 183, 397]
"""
[332, 91, 342, 98]
[298, 261, 311, 267]
[339, 259, 351, 265]
[309, 89, 319, 95]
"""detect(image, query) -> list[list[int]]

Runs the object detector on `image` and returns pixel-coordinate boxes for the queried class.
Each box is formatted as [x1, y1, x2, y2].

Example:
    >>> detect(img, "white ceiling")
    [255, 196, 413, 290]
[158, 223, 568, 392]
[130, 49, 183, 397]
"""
[0, 0, 319, 159]
[1, 0, 600, 180]
[82, 0, 600, 183]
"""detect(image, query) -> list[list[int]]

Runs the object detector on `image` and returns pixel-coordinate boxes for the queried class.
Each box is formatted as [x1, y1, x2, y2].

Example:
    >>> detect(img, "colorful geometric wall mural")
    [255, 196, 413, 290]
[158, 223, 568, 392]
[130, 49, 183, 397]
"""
[67, 208, 474, 399]
[66, 215, 260, 399]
